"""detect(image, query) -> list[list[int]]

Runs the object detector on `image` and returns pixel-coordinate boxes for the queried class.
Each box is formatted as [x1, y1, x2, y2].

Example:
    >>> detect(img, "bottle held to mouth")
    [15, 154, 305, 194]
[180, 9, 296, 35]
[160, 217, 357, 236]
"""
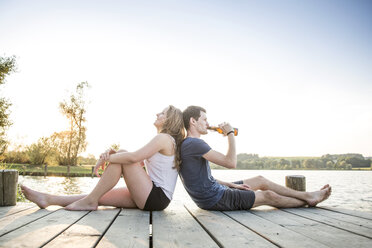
[207, 126, 238, 136]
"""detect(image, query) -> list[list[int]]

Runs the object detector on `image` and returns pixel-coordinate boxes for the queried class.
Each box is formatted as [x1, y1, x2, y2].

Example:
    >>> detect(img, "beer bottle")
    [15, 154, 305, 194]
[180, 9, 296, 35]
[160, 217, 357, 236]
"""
[207, 126, 238, 136]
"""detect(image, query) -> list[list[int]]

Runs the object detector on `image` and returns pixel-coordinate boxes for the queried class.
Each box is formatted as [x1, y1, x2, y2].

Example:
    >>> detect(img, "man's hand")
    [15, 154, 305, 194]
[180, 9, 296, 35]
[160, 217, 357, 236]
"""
[230, 183, 251, 191]
[218, 122, 234, 136]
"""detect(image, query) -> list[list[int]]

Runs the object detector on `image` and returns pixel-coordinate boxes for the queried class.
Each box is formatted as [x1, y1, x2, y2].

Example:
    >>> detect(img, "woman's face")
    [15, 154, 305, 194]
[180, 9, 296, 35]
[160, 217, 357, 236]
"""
[154, 106, 169, 129]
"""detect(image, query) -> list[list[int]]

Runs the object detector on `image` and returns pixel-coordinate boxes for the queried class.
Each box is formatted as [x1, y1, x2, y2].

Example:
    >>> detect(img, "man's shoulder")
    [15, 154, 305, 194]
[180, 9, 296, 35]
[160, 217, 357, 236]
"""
[182, 137, 208, 147]
[181, 137, 211, 157]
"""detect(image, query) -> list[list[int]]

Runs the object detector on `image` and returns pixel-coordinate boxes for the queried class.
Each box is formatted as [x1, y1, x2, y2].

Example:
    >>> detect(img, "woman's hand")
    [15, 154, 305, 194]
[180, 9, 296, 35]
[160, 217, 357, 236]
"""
[94, 159, 106, 177]
[100, 149, 116, 162]
[95, 149, 117, 177]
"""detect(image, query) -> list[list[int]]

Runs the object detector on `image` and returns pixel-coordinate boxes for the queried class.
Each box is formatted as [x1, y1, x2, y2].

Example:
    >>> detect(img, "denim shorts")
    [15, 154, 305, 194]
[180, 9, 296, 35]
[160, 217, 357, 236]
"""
[207, 180, 256, 211]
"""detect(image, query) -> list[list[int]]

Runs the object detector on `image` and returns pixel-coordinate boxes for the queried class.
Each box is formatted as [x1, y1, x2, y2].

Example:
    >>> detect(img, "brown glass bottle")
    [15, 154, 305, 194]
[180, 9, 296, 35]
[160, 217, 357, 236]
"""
[207, 126, 238, 136]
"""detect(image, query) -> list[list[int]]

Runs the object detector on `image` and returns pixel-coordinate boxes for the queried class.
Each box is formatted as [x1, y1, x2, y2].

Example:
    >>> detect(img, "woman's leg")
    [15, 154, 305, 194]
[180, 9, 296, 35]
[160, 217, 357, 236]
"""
[21, 185, 137, 209]
[119, 163, 153, 209]
[65, 163, 125, 210]
[66, 162, 153, 210]
[21, 185, 87, 208]
[98, 187, 137, 208]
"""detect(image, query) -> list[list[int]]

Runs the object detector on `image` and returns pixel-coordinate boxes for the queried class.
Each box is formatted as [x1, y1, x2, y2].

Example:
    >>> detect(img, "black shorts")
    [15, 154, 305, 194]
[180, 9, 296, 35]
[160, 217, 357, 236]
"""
[143, 182, 171, 211]
[207, 180, 256, 211]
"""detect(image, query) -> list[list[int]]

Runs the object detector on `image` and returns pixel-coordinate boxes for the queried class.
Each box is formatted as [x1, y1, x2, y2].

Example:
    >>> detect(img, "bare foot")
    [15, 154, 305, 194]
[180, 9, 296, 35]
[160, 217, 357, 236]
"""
[21, 185, 50, 209]
[65, 197, 98, 211]
[320, 184, 329, 190]
[307, 185, 332, 207]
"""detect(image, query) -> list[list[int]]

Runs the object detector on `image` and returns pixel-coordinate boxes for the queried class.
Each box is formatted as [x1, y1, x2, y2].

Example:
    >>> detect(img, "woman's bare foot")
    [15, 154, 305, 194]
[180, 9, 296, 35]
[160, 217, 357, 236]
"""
[307, 185, 332, 207]
[65, 197, 98, 211]
[20, 185, 50, 209]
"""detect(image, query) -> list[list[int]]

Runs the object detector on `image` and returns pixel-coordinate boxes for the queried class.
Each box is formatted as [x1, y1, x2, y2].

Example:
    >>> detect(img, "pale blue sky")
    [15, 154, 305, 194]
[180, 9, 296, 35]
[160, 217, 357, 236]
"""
[1, 0, 371, 157]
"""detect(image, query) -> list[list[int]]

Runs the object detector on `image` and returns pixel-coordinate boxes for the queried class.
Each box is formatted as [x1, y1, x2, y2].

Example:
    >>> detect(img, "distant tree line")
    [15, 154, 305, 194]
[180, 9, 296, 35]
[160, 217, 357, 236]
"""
[211, 153, 371, 170]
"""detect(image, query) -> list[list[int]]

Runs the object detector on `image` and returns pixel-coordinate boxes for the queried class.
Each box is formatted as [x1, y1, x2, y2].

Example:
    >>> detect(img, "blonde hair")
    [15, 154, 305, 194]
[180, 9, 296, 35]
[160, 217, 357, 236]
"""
[160, 105, 185, 171]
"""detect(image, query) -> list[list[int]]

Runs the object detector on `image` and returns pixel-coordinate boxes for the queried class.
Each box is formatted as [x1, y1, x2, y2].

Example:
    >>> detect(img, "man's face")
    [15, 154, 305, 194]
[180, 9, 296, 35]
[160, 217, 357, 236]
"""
[194, 111, 209, 135]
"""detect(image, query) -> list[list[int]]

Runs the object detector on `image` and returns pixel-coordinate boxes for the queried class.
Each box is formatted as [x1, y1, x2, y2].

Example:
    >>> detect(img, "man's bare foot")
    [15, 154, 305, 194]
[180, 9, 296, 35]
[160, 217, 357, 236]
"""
[20, 185, 50, 209]
[307, 185, 332, 207]
[65, 197, 98, 211]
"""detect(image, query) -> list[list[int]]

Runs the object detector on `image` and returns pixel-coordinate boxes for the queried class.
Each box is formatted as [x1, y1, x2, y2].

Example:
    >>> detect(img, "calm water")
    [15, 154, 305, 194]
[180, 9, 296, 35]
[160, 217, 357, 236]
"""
[18, 170, 372, 212]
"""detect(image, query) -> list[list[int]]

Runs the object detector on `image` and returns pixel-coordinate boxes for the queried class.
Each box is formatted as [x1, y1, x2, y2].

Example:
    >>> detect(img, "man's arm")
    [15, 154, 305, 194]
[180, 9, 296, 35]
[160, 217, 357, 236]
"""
[203, 124, 237, 169]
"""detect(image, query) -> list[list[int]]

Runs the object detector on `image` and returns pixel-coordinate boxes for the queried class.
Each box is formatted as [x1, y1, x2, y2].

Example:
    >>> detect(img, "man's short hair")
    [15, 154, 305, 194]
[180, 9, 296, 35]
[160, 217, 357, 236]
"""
[183, 106, 206, 130]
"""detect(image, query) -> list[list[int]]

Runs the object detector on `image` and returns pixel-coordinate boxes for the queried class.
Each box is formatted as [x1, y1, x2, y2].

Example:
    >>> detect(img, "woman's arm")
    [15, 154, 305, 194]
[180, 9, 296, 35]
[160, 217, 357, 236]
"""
[107, 133, 171, 165]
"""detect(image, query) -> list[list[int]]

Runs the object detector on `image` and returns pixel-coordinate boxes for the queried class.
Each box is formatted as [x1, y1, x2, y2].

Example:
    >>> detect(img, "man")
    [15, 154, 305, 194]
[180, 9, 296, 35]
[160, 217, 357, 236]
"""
[179, 106, 331, 210]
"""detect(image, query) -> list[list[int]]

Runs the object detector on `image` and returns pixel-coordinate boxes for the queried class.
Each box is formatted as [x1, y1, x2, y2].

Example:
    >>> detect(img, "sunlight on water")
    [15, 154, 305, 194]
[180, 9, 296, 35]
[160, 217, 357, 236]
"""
[19, 170, 372, 212]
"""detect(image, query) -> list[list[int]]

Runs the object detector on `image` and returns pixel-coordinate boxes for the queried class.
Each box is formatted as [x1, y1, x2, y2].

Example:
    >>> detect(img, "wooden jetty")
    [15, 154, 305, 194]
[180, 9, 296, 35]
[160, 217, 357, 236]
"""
[0, 187, 371, 248]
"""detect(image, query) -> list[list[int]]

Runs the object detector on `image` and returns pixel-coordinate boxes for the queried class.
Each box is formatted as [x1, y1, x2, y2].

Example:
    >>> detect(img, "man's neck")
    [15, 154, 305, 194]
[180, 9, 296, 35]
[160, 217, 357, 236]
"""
[186, 128, 201, 138]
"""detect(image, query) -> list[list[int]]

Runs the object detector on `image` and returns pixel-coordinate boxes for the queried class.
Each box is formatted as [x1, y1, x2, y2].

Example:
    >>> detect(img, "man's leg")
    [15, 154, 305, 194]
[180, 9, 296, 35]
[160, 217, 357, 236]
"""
[243, 175, 331, 206]
[252, 190, 306, 208]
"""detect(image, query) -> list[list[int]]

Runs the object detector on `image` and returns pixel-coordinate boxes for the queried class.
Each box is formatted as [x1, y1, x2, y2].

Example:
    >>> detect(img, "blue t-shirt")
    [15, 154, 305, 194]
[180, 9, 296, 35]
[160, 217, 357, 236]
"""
[179, 137, 226, 209]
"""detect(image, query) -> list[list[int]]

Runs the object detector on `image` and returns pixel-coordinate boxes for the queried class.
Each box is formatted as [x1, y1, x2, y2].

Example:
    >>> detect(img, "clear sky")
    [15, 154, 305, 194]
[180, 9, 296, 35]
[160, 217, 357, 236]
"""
[1, 0, 371, 158]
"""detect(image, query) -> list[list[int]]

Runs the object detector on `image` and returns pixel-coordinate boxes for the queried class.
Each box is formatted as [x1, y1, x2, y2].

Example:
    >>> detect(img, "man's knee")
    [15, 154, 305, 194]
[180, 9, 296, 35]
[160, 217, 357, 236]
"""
[262, 190, 280, 203]
[254, 175, 269, 190]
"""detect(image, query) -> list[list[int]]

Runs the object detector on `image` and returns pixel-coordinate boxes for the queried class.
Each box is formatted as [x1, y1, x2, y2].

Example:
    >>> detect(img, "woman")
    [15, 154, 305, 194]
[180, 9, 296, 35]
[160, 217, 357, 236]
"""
[21, 105, 185, 211]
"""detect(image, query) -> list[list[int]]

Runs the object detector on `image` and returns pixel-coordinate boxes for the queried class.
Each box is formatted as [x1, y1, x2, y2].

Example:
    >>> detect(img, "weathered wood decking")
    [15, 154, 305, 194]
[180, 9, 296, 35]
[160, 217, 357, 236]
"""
[0, 188, 371, 248]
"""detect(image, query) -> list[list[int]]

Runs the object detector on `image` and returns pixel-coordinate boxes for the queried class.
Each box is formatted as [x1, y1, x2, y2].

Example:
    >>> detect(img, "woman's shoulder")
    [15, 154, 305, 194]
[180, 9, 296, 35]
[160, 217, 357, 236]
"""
[156, 133, 175, 141]
[155, 133, 176, 150]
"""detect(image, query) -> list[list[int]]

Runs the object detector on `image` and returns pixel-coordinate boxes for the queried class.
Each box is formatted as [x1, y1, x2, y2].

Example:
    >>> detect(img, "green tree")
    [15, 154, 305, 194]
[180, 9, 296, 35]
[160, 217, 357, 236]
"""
[59, 82, 90, 167]
[3, 145, 29, 164]
[0, 55, 16, 158]
[326, 161, 334, 169]
[27, 136, 56, 165]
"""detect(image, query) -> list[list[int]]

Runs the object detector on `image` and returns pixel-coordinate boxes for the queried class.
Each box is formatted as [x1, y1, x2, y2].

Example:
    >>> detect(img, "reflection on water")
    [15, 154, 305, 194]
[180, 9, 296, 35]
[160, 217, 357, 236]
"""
[18, 170, 372, 212]
[61, 177, 83, 195]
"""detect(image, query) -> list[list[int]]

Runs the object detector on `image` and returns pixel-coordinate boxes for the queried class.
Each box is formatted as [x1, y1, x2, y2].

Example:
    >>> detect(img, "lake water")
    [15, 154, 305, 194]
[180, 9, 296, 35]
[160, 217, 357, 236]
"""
[18, 170, 372, 212]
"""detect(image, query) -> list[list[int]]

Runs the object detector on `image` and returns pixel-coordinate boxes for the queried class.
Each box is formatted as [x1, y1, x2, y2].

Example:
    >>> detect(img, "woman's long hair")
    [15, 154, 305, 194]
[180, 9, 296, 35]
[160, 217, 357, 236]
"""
[160, 105, 185, 171]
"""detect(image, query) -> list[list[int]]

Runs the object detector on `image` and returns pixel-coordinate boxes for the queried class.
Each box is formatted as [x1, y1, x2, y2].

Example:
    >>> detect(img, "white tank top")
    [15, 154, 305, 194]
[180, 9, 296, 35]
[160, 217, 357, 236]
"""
[144, 135, 178, 200]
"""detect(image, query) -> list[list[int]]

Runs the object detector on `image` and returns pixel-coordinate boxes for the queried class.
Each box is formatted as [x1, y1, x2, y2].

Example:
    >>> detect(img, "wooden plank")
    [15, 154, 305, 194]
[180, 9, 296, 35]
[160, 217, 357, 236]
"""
[184, 202, 277, 248]
[0, 203, 36, 218]
[96, 208, 149, 248]
[0, 207, 59, 236]
[319, 206, 372, 221]
[253, 209, 372, 248]
[282, 208, 372, 238]
[152, 200, 218, 248]
[302, 208, 372, 229]
[44, 207, 120, 248]
[226, 209, 329, 248]
[0, 209, 88, 247]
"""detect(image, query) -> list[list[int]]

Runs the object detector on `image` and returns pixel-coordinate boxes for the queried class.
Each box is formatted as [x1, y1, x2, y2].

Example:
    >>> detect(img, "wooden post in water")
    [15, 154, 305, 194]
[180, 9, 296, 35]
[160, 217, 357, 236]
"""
[0, 169, 19, 206]
[285, 175, 306, 191]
